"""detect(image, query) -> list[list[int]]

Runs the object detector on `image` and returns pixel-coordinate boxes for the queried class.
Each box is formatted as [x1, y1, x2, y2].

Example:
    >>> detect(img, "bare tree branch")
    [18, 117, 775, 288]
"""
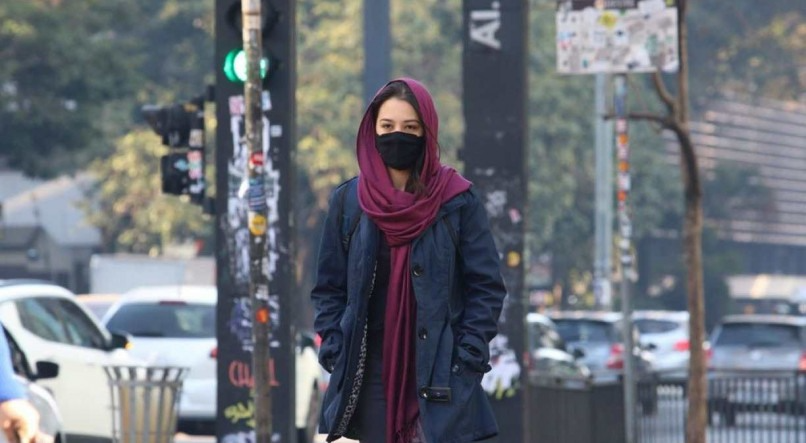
[652, 70, 676, 113]
[605, 111, 673, 128]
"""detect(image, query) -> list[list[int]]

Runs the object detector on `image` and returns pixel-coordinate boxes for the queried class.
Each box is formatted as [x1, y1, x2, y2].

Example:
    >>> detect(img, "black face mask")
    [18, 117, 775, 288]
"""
[375, 132, 425, 171]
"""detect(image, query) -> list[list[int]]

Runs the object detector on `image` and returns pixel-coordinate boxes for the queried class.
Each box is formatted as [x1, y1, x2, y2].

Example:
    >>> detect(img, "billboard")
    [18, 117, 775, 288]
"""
[556, 0, 679, 74]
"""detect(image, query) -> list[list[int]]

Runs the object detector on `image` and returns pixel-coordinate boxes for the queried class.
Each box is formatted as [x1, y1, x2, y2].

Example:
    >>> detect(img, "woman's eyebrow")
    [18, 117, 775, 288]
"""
[378, 118, 420, 123]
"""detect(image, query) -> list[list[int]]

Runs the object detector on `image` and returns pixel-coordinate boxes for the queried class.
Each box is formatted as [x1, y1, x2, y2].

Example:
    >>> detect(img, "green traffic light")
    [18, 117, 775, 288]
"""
[223, 48, 269, 83]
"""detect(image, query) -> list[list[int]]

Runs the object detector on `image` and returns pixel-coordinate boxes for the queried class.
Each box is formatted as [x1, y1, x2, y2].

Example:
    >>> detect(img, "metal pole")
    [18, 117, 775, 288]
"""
[594, 73, 614, 310]
[363, 0, 391, 106]
[242, 1, 272, 442]
[614, 73, 636, 443]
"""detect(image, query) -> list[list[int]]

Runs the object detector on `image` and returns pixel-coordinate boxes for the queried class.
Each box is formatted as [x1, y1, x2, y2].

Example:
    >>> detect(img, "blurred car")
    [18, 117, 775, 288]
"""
[707, 314, 806, 425]
[0, 279, 139, 443]
[548, 311, 657, 414]
[633, 310, 689, 384]
[101, 285, 323, 441]
[548, 311, 655, 381]
[102, 285, 217, 433]
[2, 329, 64, 443]
[526, 313, 591, 381]
[75, 293, 121, 321]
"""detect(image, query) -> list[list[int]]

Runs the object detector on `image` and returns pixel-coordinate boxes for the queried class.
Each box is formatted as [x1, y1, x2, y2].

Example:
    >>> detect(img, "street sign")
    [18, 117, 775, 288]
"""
[556, 0, 679, 74]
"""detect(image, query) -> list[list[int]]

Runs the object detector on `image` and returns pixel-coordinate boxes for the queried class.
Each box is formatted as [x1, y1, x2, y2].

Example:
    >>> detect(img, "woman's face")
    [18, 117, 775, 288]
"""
[375, 98, 424, 137]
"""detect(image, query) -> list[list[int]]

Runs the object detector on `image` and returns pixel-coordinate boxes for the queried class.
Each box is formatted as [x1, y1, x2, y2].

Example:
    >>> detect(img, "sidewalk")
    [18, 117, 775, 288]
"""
[173, 433, 356, 443]
[313, 435, 357, 443]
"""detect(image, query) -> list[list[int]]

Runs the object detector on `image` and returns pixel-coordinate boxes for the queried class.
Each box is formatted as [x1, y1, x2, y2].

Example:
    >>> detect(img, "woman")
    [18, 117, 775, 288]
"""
[311, 78, 506, 443]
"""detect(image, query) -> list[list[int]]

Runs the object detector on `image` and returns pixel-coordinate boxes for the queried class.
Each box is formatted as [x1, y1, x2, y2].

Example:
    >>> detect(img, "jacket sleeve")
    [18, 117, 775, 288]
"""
[0, 332, 25, 401]
[455, 190, 507, 372]
[310, 185, 349, 372]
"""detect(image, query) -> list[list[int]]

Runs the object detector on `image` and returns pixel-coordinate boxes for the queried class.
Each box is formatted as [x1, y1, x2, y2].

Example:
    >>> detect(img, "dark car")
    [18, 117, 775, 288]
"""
[526, 313, 591, 381]
[707, 314, 806, 426]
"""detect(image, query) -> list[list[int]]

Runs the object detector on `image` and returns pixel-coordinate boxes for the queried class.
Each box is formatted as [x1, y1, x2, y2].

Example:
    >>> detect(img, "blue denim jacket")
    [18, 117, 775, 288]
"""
[311, 178, 507, 443]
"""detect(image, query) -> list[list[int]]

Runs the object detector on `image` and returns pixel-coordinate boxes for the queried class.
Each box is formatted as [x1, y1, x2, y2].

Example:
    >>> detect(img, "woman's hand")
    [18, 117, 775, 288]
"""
[0, 399, 50, 443]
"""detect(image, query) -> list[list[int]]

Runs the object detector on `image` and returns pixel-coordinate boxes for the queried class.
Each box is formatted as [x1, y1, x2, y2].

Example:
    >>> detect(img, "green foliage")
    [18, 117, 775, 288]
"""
[83, 130, 212, 254]
[6, 0, 801, 283]
[689, 0, 805, 101]
[0, 0, 142, 176]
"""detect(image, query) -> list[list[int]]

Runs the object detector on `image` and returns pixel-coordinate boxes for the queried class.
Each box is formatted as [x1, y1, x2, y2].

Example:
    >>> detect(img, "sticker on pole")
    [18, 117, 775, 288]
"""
[555, 0, 679, 74]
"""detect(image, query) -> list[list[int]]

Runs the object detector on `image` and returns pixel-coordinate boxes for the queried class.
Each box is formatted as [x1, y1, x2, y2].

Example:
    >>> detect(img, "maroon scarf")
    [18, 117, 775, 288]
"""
[356, 78, 470, 442]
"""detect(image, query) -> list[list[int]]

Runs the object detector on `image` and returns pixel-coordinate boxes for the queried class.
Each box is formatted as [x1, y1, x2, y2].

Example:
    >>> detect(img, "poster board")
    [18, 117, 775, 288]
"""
[556, 0, 679, 74]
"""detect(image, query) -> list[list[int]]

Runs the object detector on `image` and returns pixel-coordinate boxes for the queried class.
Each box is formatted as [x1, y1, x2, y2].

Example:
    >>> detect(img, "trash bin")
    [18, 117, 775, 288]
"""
[104, 365, 190, 443]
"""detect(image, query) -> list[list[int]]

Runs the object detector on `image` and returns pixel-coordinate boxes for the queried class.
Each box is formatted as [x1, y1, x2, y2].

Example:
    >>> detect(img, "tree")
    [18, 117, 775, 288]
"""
[0, 0, 142, 177]
[626, 1, 707, 441]
[82, 130, 213, 254]
[688, 0, 805, 101]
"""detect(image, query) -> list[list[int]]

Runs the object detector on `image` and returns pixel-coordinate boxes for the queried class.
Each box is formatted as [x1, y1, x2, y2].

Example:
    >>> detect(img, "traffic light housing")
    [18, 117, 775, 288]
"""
[142, 97, 206, 205]
[219, 0, 281, 87]
[142, 103, 193, 148]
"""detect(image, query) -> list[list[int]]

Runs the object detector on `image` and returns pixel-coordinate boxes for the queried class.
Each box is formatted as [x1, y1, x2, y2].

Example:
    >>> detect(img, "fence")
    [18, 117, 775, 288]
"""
[638, 370, 806, 443]
[530, 371, 806, 443]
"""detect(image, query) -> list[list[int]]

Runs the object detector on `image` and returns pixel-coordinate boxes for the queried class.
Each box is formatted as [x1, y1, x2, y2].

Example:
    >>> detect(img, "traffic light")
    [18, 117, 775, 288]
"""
[142, 97, 206, 205]
[219, 0, 282, 87]
[142, 103, 193, 148]
[160, 152, 192, 195]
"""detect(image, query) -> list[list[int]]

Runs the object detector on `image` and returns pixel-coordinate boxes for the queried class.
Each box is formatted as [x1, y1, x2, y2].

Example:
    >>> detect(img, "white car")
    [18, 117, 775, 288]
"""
[3, 332, 64, 443]
[633, 310, 690, 383]
[101, 285, 323, 440]
[0, 280, 141, 443]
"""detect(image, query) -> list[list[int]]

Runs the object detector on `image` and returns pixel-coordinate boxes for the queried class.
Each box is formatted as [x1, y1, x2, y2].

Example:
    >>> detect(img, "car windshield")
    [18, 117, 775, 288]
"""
[553, 319, 613, 343]
[715, 322, 801, 348]
[634, 319, 680, 334]
[106, 302, 214, 338]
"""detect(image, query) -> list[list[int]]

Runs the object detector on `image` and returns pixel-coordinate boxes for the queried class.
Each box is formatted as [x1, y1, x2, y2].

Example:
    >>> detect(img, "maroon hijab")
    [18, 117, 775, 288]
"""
[356, 78, 471, 442]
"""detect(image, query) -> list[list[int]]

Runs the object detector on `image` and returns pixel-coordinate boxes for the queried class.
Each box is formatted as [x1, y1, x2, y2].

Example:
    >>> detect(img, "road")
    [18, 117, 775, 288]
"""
[174, 433, 355, 443]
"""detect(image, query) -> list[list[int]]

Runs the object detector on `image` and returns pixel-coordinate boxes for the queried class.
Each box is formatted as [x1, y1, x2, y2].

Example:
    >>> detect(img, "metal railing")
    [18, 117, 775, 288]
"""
[638, 370, 806, 443]
[529, 370, 806, 443]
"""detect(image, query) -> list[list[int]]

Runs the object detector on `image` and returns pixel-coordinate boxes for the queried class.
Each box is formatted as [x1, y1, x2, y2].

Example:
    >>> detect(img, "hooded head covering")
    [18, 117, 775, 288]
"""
[356, 78, 471, 442]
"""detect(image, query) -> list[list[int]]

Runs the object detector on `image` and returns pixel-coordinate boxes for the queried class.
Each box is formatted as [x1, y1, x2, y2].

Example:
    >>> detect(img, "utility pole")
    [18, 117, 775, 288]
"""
[593, 73, 614, 310]
[614, 74, 636, 443]
[363, 0, 390, 106]
[462, 1, 528, 441]
[242, 0, 272, 441]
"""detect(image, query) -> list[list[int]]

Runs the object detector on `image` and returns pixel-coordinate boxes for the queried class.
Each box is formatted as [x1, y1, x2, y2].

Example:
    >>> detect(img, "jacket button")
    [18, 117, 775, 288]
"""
[418, 328, 428, 340]
[412, 264, 424, 277]
[420, 387, 429, 399]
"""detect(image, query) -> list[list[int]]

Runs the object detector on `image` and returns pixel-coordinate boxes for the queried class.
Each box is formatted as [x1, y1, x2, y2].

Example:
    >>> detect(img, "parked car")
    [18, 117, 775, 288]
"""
[0, 279, 139, 443]
[75, 293, 121, 321]
[707, 314, 806, 426]
[548, 311, 655, 381]
[2, 329, 64, 443]
[548, 310, 658, 413]
[101, 285, 323, 441]
[633, 310, 689, 384]
[526, 313, 591, 381]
